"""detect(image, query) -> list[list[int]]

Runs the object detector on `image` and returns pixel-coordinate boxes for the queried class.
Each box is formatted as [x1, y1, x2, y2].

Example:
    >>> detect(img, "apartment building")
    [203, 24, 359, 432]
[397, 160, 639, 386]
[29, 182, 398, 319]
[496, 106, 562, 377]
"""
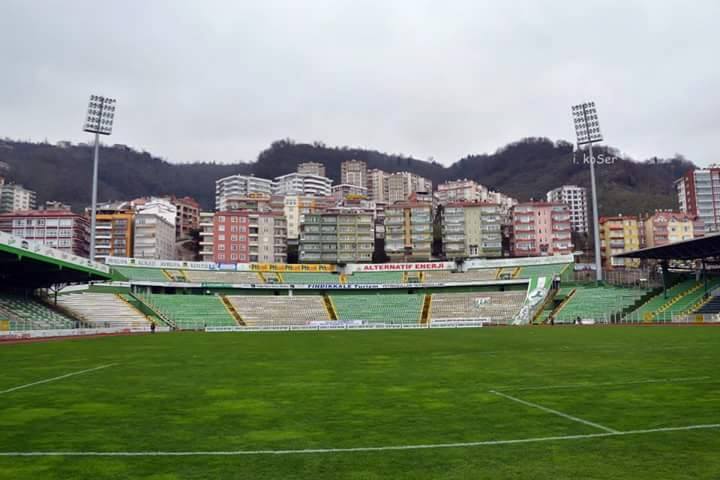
[0, 210, 90, 257]
[283, 195, 332, 240]
[384, 202, 433, 261]
[341, 159, 368, 188]
[676, 167, 720, 232]
[297, 162, 326, 177]
[436, 180, 488, 205]
[165, 196, 200, 240]
[331, 184, 368, 201]
[367, 169, 389, 203]
[93, 210, 134, 262]
[387, 172, 433, 203]
[299, 211, 374, 263]
[546, 185, 589, 234]
[273, 173, 332, 197]
[133, 213, 176, 260]
[0, 182, 36, 213]
[212, 211, 287, 264]
[598, 215, 641, 269]
[511, 202, 573, 257]
[643, 211, 703, 248]
[199, 211, 215, 262]
[442, 202, 502, 259]
[215, 174, 273, 210]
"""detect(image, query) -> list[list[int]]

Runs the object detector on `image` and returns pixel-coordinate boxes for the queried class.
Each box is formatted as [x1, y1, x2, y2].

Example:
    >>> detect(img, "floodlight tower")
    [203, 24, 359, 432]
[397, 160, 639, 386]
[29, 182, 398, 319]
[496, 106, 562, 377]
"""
[83, 95, 117, 261]
[571, 101, 603, 282]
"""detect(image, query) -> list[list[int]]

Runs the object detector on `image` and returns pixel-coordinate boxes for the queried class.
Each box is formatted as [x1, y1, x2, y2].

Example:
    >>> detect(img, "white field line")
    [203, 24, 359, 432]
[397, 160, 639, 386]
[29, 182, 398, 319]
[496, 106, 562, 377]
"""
[0, 364, 118, 395]
[0, 424, 718, 457]
[493, 376, 714, 392]
[489, 390, 619, 433]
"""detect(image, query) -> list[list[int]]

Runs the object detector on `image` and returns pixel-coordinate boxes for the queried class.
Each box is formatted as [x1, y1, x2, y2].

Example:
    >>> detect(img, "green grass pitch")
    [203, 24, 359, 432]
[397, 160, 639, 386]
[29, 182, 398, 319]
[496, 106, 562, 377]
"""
[1, 327, 719, 479]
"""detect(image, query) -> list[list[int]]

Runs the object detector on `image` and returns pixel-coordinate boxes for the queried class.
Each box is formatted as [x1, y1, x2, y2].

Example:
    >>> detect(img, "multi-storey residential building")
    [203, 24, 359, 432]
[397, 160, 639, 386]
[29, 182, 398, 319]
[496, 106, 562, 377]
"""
[442, 202, 503, 259]
[283, 195, 332, 240]
[132, 197, 177, 225]
[0, 182, 36, 213]
[511, 202, 573, 257]
[436, 180, 488, 205]
[273, 173, 332, 197]
[599, 215, 641, 269]
[546, 185, 589, 234]
[93, 210, 134, 262]
[41, 201, 72, 211]
[299, 212, 374, 263]
[165, 196, 200, 240]
[331, 184, 368, 201]
[643, 211, 703, 248]
[367, 169, 389, 203]
[215, 174, 273, 211]
[384, 202, 433, 261]
[297, 162, 326, 177]
[133, 213, 176, 260]
[213, 211, 287, 264]
[219, 193, 274, 213]
[341, 159, 367, 188]
[0, 210, 90, 257]
[676, 167, 720, 232]
[387, 172, 433, 203]
[198, 211, 215, 262]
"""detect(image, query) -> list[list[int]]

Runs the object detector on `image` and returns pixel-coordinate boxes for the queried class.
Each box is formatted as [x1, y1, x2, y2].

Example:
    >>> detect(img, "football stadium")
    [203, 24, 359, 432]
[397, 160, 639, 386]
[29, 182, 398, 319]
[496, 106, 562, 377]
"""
[1, 231, 720, 479]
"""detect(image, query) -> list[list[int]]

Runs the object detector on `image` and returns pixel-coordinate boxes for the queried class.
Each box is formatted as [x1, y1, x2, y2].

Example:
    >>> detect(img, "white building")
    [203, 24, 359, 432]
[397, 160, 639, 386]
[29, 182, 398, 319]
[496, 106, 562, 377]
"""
[546, 185, 589, 234]
[215, 174, 273, 211]
[198, 211, 215, 262]
[133, 213, 176, 260]
[387, 172, 433, 203]
[0, 182, 36, 213]
[367, 169, 389, 202]
[273, 173, 332, 197]
[436, 179, 488, 204]
[297, 162, 326, 177]
[283, 195, 331, 240]
[341, 159, 368, 188]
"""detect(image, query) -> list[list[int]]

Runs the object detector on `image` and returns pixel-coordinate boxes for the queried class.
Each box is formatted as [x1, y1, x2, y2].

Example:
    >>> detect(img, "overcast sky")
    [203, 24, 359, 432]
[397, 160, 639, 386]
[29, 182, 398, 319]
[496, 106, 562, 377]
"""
[1, 0, 718, 166]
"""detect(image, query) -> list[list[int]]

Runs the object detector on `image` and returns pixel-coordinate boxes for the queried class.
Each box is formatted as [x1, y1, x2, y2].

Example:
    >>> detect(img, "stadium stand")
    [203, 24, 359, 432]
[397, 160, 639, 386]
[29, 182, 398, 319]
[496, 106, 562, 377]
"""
[515, 264, 568, 279]
[57, 293, 151, 328]
[555, 284, 649, 322]
[429, 291, 526, 324]
[695, 294, 720, 314]
[113, 266, 169, 282]
[0, 293, 77, 330]
[346, 272, 404, 284]
[331, 293, 424, 324]
[144, 294, 237, 329]
[628, 279, 699, 321]
[183, 270, 260, 284]
[424, 269, 498, 283]
[281, 273, 343, 284]
[227, 295, 330, 325]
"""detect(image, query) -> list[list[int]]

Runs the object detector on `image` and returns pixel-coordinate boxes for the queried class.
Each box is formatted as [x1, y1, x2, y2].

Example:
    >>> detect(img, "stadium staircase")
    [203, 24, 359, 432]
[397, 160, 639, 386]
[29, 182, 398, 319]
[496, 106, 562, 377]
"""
[629, 279, 708, 321]
[420, 294, 432, 325]
[322, 294, 338, 320]
[220, 295, 244, 325]
[56, 293, 151, 328]
[130, 292, 177, 329]
[532, 289, 558, 324]
[694, 293, 720, 314]
[164, 269, 188, 282]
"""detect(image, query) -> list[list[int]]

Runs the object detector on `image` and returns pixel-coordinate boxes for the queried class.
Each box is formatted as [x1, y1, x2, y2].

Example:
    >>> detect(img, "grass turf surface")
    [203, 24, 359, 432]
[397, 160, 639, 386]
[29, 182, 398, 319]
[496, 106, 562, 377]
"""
[0, 327, 719, 479]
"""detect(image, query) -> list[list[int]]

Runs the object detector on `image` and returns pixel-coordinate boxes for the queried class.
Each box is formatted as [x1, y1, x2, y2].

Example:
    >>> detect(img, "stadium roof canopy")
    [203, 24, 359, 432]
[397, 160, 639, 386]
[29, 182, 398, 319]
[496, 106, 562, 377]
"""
[0, 233, 111, 288]
[615, 233, 720, 261]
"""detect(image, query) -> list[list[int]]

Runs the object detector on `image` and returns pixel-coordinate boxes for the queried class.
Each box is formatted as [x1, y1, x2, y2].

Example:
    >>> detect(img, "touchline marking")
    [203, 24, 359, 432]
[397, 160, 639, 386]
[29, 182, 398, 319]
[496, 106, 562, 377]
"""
[0, 364, 118, 395]
[0, 424, 718, 457]
[489, 390, 619, 433]
[493, 376, 713, 392]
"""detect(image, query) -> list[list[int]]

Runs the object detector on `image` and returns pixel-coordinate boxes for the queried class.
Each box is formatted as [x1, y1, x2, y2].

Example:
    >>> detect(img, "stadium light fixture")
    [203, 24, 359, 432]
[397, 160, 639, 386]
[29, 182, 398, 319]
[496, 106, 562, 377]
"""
[571, 101, 603, 282]
[83, 95, 117, 261]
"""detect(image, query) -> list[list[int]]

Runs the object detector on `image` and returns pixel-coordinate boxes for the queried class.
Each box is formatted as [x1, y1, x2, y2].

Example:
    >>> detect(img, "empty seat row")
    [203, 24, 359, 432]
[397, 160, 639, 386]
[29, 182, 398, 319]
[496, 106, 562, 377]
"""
[227, 295, 330, 325]
[0, 293, 77, 330]
[57, 293, 150, 328]
[429, 291, 526, 324]
[144, 294, 237, 329]
[331, 293, 424, 324]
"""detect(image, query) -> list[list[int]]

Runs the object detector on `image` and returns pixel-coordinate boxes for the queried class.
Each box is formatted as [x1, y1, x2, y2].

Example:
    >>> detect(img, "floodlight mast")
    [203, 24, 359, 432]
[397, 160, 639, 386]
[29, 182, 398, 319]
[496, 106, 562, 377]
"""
[83, 95, 116, 261]
[572, 101, 603, 282]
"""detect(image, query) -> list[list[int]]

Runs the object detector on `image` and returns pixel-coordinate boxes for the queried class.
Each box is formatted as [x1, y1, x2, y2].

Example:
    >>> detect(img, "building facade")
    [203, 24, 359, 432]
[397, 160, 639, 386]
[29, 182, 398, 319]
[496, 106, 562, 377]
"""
[199, 211, 215, 262]
[215, 174, 273, 211]
[93, 211, 134, 262]
[676, 167, 720, 232]
[0, 182, 37, 213]
[367, 169, 389, 203]
[384, 202, 433, 261]
[0, 210, 90, 257]
[598, 215, 641, 269]
[133, 213, 176, 260]
[436, 180, 487, 205]
[283, 195, 332, 240]
[212, 211, 287, 264]
[546, 185, 589, 234]
[297, 162, 326, 177]
[511, 202, 573, 257]
[166, 196, 200, 240]
[387, 172, 433, 204]
[442, 202, 502, 259]
[340, 159, 368, 189]
[299, 211, 374, 263]
[273, 173, 332, 197]
[643, 211, 703, 248]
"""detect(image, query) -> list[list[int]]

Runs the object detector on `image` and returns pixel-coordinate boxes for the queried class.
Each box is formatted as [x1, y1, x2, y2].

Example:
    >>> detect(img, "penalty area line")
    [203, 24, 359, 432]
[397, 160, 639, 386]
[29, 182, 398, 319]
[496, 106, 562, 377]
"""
[0, 363, 118, 395]
[0, 424, 718, 456]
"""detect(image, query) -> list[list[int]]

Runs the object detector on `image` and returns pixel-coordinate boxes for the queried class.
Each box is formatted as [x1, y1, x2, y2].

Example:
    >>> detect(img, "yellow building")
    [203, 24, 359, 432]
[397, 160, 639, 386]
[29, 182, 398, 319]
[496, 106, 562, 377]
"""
[93, 211, 134, 262]
[599, 215, 640, 269]
[643, 211, 703, 248]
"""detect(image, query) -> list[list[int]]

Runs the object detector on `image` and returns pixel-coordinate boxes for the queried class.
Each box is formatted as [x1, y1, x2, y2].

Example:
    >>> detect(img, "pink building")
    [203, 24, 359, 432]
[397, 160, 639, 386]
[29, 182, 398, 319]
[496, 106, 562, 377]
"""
[0, 210, 90, 257]
[212, 211, 287, 264]
[511, 202, 573, 257]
